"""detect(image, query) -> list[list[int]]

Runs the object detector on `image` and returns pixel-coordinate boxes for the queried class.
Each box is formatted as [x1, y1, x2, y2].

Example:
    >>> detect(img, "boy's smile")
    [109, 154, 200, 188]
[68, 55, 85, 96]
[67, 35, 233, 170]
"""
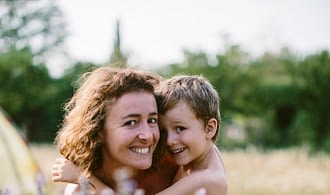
[170, 147, 186, 154]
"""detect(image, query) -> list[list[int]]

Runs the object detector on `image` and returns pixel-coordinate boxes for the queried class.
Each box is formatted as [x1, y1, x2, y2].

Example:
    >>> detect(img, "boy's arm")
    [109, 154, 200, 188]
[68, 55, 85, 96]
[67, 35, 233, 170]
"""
[52, 157, 115, 194]
[52, 157, 81, 183]
[155, 171, 227, 195]
[86, 174, 115, 194]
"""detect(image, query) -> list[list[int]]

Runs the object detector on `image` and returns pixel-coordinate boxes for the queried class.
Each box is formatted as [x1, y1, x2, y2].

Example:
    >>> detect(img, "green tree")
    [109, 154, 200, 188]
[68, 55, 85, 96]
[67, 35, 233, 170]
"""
[0, 48, 54, 141]
[0, 0, 66, 57]
[292, 50, 330, 150]
[245, 49, 300, 147]
[109, 19, 127, 67]
[0, 0, 67, 142]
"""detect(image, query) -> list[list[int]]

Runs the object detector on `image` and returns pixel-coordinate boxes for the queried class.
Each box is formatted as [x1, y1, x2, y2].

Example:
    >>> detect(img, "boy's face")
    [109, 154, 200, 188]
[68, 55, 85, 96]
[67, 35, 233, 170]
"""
[160, 101, 212, 166]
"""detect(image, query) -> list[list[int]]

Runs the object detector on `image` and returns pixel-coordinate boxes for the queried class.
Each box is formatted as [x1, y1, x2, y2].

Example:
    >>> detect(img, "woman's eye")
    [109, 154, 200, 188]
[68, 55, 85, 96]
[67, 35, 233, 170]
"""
[125, 120, 137, 126]
[148, 118, 158, 124]
[175, 126, 186, 133]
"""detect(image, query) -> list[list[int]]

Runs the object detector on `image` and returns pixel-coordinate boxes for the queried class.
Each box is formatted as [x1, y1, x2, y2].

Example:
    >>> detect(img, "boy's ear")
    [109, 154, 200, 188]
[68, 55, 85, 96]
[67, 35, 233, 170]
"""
[205, 118, 217, 139]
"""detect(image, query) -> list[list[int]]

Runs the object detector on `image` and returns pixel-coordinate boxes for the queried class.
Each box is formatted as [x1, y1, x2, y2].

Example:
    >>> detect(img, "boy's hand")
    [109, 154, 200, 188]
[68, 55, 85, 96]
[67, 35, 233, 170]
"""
[52, 157, 81, 184]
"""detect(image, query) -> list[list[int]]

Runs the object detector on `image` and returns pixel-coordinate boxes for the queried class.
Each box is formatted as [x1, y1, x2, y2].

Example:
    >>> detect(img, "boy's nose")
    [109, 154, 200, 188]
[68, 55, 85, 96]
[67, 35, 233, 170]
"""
[166, 131, 178, 146]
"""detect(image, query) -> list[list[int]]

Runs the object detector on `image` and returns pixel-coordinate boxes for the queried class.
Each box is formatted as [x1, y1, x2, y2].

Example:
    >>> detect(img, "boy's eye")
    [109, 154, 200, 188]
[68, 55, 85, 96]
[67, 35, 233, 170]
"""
[175, 126, 186, 133]
[148, 118, 158, 124]
[125, 120, 138, 126]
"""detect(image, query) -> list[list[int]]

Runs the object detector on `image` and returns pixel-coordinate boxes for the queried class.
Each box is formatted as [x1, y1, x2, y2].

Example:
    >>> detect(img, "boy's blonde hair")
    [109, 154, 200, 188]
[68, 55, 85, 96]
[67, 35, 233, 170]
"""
[55, 67, 162, 173]
[156, 75, 221, 141]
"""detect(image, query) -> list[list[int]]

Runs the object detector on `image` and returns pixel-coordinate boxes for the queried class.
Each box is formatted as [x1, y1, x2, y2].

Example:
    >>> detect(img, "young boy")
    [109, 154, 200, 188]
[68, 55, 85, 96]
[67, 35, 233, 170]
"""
[52, 74, 228, 195]
[154, 74, 227, 195]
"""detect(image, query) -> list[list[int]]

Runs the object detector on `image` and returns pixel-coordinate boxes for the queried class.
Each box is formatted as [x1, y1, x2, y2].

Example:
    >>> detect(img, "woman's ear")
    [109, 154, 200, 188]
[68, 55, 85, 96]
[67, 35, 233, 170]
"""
[205, 118, 217, 139]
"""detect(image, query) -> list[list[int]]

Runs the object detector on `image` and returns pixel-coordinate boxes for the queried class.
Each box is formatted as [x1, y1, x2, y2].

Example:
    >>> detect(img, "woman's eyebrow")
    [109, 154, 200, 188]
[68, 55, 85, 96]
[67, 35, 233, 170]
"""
[121, 113, 141, 118]
[121, 111, 158, 119]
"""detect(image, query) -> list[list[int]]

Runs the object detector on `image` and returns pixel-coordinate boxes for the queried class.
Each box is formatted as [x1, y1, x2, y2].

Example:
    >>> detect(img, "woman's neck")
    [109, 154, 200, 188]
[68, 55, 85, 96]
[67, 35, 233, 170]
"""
[94, 167, 116, 188]
[98, 149, 139, 188]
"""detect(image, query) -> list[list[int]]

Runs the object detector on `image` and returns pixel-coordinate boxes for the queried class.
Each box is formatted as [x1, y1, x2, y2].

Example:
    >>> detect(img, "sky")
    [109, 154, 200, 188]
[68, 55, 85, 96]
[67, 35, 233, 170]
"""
[52, 0, 330, 76]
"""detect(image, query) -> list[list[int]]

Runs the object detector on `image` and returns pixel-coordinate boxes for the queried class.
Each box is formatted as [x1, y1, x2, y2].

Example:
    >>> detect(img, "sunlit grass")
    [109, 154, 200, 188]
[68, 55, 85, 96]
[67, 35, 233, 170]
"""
[30, 144, 66, 194]
[222, 147, 330, 195]
[30, 144, 330, 195]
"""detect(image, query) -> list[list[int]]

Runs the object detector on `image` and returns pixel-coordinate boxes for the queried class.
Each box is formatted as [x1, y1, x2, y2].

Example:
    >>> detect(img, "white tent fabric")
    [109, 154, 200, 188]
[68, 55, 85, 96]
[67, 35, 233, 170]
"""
[0, 107, 44, 194]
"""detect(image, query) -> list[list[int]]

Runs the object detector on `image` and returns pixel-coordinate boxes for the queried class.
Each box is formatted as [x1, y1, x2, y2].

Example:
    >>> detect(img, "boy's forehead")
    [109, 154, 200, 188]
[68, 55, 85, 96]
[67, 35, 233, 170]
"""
[165, 101, 195, 115]
[160, 102, 201, 125]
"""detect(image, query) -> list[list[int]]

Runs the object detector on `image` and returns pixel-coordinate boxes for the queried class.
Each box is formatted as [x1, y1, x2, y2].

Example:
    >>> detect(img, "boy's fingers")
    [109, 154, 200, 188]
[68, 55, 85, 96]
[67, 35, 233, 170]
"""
[52, 175, 60, 182]
[52, 163, 58, 169]
[51, 170, 61, 178]
[55, 157, 63, 163]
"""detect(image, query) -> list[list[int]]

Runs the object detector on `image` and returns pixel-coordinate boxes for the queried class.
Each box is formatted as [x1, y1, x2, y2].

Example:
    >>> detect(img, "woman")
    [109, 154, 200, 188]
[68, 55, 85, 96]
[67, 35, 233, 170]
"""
[53, 67, 177, 194]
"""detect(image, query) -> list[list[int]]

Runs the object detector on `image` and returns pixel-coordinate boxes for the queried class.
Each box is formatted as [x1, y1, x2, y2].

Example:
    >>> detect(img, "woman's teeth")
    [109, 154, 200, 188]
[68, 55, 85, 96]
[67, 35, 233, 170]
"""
[131, 147, 150, 154]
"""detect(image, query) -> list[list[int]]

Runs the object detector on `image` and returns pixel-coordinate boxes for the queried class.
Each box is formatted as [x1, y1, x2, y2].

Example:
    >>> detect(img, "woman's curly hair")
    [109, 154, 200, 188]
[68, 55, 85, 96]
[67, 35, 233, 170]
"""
[55, 67, 162, 173]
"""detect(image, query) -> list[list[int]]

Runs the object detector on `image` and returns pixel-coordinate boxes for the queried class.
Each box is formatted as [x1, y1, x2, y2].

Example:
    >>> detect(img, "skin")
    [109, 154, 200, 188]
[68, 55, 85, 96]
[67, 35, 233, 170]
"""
[94, 90, 178, 194]
[99, 90, 159, 172]
[155, 101, 227, 195]
[53, 101, 227, 195]
[163, 102, 212, 169]
[53, 90, 176, 194]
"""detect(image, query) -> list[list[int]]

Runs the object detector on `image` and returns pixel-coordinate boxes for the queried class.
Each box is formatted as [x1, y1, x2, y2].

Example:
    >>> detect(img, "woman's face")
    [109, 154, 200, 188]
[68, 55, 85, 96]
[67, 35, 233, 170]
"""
[102, 90, 159, 170]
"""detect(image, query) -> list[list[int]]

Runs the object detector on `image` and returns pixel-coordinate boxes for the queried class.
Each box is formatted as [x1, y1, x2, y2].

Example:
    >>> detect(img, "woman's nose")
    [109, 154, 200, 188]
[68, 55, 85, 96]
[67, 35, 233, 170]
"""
[137, 123, 154, 142]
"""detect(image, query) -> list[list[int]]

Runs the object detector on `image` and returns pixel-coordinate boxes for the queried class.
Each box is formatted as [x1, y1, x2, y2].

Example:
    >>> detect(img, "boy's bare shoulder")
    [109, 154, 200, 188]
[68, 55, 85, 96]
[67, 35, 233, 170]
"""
[183, 144, 227, 194]
[193, 169, 227, 194]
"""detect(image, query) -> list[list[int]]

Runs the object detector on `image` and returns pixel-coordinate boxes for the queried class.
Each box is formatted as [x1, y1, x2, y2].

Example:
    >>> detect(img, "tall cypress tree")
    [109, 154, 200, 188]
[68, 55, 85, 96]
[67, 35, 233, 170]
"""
[109, 19, 127, 67]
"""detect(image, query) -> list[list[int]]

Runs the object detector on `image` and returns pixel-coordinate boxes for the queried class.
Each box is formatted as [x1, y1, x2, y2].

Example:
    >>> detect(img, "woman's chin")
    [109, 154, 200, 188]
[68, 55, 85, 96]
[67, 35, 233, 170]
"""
[133, 160, 152, 170]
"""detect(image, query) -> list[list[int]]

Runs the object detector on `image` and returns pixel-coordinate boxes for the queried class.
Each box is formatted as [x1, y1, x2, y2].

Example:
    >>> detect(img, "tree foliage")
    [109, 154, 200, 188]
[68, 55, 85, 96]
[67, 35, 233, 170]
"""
[0, 0, 67, 142]
[0, 0, 66, 57]
[0, 48, 54, 141]
[292, 51, 330, 150]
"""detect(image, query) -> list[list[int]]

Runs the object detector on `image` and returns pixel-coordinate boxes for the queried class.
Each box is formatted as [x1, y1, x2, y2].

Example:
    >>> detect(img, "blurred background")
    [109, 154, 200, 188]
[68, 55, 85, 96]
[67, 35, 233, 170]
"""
[0, 0, 329, 194]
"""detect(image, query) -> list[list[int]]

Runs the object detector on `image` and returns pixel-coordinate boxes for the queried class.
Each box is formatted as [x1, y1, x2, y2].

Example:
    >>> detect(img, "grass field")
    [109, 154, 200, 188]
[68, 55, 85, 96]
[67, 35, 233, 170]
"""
[31, 144, 330, 195]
